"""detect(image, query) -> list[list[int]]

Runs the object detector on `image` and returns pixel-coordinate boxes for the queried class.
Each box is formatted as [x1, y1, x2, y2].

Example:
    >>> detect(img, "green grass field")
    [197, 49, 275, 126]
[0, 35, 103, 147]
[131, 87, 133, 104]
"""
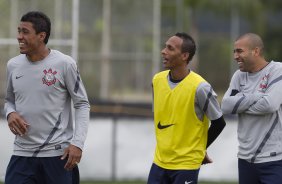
[80, 181, 237, 184]
[0, 181, 237, 184]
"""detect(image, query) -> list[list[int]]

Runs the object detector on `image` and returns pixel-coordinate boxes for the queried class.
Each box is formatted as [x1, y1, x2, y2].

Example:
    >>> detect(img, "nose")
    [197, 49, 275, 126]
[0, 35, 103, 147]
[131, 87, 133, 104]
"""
[233, 52, 239, 60]
[161, 48, 166, 55]
[17, 32, 23, 40]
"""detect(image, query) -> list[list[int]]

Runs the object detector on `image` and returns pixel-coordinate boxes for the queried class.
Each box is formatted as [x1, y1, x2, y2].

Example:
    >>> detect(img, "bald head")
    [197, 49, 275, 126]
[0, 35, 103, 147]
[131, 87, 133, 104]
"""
[236, 33, 264, 55]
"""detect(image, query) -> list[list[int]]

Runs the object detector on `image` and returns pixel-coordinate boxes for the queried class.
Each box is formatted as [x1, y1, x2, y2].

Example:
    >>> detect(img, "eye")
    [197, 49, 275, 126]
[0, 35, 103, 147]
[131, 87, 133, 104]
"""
[18, 28, 30, 34]
[167, 45, 174, 51]
[234, 49, 243, 54]
[22, 29, 29, 34]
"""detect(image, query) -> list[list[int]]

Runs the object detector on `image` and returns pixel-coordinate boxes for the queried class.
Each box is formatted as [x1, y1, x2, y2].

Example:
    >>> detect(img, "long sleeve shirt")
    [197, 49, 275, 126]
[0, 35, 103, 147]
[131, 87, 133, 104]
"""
[4, 49, 90, 157]
[221, 61, 282, 163]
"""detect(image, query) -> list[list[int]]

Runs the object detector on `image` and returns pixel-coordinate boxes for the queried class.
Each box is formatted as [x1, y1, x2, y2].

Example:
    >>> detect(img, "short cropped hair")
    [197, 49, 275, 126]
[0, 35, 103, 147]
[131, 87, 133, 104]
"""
[175, 32, 196, 62]
[237, 33, 264, 56]
[21, 11, 51, 44]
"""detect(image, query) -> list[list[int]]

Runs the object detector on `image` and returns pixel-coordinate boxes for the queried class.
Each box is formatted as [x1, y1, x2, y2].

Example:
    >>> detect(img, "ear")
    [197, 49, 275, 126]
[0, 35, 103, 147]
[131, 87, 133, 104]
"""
[253, 47, 260, 56]
[182, 52, 189, 62]
[38, 32, 46, 43]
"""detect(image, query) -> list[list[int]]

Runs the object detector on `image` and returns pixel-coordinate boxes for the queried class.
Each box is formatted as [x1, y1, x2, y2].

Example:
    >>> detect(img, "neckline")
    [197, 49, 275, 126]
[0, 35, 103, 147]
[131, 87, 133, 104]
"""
[26, 49, 52, 65]
[168, 69, 190, 83]
[248, 61, 270, 75]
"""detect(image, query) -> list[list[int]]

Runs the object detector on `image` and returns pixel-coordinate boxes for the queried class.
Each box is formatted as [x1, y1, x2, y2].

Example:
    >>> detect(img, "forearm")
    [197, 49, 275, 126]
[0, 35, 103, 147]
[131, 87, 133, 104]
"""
[221, 91, 262, 114]
[206, 116, 226, 148]
[245, 94, 282, 114]
[71, 107, 90, 150]
[4, 101, 16, 119]
[4, 90, 16, 119]
[244, 68, 282, 114]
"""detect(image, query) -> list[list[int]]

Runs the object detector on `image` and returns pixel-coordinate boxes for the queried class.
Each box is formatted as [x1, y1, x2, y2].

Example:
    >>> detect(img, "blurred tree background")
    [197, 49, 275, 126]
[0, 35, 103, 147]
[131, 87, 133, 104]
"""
[0, 0, 282, 114]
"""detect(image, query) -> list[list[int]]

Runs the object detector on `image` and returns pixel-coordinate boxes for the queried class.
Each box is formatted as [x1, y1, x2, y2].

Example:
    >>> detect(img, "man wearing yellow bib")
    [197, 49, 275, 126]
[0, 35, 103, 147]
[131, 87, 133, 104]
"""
[147, 32, 226, 184]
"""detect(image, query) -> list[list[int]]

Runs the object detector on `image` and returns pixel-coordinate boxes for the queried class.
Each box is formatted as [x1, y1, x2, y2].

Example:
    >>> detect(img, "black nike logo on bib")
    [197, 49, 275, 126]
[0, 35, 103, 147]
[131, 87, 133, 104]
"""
[157, 121, 174, 129]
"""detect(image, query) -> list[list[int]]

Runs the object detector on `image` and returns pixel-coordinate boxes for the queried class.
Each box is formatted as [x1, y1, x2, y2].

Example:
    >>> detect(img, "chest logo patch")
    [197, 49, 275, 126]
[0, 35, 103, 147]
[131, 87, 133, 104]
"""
[259, 74, 269, 92]
[42, 68, 57, 86]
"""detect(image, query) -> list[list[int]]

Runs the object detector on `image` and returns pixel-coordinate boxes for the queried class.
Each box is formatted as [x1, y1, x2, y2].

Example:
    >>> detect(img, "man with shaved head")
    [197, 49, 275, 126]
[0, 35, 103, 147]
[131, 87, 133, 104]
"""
[222, 33, 282, 184]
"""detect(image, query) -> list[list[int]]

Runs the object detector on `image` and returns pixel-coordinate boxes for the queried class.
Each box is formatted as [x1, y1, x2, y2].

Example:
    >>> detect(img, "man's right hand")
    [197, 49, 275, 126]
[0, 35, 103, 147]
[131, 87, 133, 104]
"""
[7, 112, 29, 136]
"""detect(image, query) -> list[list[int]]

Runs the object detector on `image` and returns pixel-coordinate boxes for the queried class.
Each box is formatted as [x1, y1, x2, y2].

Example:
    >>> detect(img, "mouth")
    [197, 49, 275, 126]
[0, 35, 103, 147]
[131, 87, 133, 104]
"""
[19, 42, 25, 47]
[162, 58, 168, 64]
[237, 61, 245, 69]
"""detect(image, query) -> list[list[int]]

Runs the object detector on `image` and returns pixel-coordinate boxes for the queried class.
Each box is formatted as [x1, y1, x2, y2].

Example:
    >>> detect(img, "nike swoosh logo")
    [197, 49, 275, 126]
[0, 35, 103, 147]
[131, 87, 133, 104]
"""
[157, 121, 174, 129]
[16, 75, 24, 79]
[185, 181, 193, 184]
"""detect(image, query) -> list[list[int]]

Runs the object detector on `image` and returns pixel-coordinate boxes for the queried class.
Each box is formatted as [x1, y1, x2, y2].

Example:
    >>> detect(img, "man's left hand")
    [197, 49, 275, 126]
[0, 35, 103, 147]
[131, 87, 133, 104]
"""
[202, 152, 213, 165]
[61, 144, 82, 171]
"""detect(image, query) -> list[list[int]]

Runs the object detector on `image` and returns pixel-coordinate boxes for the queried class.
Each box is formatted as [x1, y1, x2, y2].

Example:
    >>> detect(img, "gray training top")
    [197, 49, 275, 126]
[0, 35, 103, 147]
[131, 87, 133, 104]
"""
[4, 49, 90, 157]
[168, 76, 222, 121]
[222, 61, 282, 163]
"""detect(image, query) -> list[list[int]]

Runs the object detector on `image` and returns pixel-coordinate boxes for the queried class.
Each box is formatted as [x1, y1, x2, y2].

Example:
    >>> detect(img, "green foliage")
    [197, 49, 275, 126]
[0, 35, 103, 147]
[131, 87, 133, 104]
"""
[198, 35, 231, 92]
[1, 0, 282, 102]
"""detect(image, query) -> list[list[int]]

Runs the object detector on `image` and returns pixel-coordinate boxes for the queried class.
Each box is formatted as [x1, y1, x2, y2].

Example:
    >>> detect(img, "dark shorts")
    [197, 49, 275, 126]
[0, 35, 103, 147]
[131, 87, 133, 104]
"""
[5, 155, 80, 184]
[147, 163, 199, 184]
[238, 158, 282, 184]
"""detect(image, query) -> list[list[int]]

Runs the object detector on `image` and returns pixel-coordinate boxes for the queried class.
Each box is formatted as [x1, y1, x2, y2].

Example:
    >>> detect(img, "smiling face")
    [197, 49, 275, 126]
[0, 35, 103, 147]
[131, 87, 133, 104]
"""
[233, 37, 257, 72]
[17, 21, 46, 56]
[161, 36, 188, 70]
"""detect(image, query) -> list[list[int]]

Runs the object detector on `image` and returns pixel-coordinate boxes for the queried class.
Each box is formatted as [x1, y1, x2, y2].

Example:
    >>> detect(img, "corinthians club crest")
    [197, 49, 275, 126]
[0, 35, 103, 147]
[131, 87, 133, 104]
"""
[42, 68, 57, 86]
[259, 74, 269, 92]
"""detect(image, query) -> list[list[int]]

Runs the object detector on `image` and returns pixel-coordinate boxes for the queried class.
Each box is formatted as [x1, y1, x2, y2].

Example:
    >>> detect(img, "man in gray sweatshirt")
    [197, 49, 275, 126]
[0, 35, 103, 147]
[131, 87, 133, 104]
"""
[4, 11, 90, 184]
[222, 33, 282, 184]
